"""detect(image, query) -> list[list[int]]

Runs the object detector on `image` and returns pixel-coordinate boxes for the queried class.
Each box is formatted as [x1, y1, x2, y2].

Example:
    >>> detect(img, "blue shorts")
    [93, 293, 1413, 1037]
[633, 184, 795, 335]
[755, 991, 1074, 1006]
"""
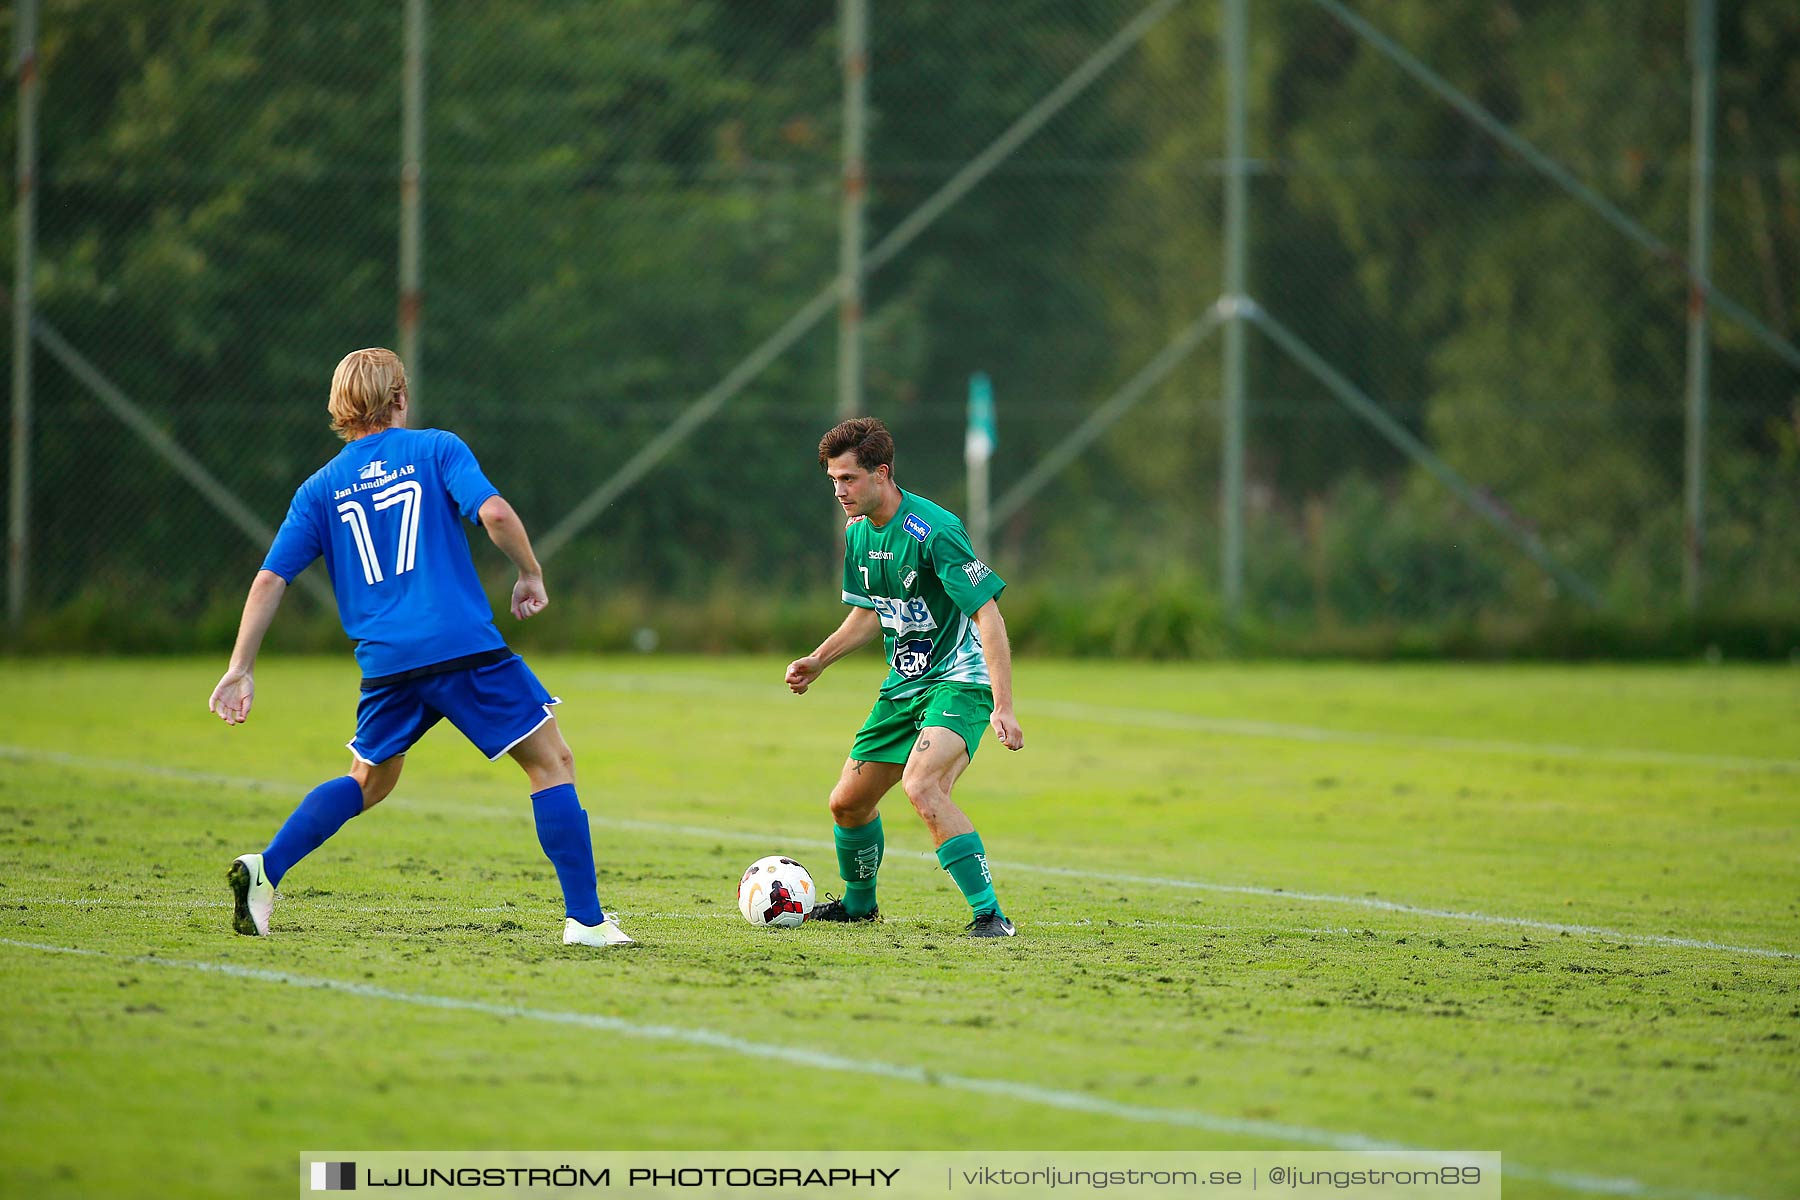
[349, 654, 560, 765]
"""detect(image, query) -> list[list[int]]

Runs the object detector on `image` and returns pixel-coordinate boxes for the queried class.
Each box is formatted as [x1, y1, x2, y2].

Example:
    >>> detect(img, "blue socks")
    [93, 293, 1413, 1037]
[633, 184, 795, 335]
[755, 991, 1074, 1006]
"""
[262, 776, 364, 887]
[531, 784, 604, 926]
[261, 776, 604, 926]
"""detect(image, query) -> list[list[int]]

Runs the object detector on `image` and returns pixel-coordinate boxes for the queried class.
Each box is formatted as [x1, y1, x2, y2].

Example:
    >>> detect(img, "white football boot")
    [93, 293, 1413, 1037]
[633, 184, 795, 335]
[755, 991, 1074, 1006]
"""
[227, 853, 275, 937]
[562, 916, 635, 947]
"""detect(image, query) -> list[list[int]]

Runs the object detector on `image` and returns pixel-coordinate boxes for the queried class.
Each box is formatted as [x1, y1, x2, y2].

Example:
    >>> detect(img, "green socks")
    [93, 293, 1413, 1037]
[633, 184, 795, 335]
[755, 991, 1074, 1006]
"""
[833, 815, 884, 918]
[834, 822, 1002, 920]
[937, 830, 1001, 918]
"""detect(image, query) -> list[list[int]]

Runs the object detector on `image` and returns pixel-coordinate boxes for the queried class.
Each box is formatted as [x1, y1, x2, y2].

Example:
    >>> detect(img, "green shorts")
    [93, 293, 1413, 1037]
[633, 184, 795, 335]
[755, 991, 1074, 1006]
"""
[851, 681, 995, 765]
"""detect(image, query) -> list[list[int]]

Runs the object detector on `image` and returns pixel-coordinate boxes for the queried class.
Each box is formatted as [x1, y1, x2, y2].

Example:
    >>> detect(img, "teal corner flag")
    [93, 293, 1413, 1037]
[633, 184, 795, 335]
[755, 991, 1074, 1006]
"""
[967, 372, 996, 461]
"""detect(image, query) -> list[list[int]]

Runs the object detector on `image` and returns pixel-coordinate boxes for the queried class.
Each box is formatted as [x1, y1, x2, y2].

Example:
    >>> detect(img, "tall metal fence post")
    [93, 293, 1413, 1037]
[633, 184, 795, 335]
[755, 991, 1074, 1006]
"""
[1682, 0, 1716, 611]
[836, 0, 868, 422]
[536, 0, 1183, 562]
[1219, 0, 1249, 616]
[9, 0, 40, 630]
[399, 0, 426, 415]
[1309, 0, 1798, 372]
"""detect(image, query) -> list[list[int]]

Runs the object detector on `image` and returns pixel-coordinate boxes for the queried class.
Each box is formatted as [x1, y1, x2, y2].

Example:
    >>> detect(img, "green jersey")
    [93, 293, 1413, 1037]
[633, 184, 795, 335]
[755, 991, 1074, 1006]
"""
[842, 490, 1005, 700]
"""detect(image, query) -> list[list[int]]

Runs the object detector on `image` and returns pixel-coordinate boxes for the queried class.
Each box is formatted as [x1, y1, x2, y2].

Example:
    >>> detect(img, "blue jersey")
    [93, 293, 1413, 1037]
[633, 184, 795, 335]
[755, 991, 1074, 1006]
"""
[262, 427, 507, 680]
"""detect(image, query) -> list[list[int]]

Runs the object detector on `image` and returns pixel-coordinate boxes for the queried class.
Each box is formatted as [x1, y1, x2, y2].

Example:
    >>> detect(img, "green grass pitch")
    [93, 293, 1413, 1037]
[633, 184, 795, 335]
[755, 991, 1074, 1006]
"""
[1, 656, 1795, 1199]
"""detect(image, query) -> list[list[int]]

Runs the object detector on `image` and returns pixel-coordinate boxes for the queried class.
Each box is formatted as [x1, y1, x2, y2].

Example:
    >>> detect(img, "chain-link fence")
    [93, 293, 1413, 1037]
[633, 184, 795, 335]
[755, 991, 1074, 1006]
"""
[6, 0, 1797, 652]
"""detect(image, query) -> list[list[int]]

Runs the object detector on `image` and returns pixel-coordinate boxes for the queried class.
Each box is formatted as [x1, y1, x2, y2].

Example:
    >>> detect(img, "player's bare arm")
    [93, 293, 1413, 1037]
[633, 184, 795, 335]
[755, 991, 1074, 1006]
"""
[786, 605, 882, 694]
[478, 495, 548, 621]
[974, 599, 1023, 751]
[208, 569, 290, 726]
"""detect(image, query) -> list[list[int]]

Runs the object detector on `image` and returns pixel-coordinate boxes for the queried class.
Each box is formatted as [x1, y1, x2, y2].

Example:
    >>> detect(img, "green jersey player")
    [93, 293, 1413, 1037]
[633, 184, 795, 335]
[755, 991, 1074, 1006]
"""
[784, 417, 1023, 937]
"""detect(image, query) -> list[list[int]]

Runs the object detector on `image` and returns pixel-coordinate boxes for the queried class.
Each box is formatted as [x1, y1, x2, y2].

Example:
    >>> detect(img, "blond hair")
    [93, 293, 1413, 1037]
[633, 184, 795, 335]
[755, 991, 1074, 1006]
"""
[328, 348, 408, 439]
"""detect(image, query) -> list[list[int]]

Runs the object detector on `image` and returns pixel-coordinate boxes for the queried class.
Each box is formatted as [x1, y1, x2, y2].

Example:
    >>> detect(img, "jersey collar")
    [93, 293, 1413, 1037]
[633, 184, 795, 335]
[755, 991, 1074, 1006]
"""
[867, 488, 910, 530]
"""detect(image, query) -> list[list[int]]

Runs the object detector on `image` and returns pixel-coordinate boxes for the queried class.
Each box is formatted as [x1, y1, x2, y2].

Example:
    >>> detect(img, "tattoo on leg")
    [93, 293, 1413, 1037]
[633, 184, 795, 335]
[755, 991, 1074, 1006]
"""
[851, 759, 865, 775]
[915, 736, 932, 752]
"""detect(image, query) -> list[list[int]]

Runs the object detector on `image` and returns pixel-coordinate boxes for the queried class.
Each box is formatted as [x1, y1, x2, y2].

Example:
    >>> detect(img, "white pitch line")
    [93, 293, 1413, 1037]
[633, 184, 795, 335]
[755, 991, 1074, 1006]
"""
[3, 744, 1795, 961]
[1000, 861, 1800, 960]
[1, 897, 525, 914]
[583, 672, 1800, 774]
[0, 935, 1405, 1150]
[0, 936, 1754, 1200]
[5, 897, 229, 908]
[0, 748, 281, 793]
[567, 813, 1800, 961]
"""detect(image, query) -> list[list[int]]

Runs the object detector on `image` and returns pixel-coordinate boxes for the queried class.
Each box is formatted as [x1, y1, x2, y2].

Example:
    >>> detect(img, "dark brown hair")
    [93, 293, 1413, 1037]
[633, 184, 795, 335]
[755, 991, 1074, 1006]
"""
[818, 416, 895, 473]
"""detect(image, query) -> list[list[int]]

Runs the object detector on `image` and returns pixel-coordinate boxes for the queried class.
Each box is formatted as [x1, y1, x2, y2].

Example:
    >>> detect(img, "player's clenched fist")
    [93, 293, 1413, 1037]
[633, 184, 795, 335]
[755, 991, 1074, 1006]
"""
[785, 656, 823, 694]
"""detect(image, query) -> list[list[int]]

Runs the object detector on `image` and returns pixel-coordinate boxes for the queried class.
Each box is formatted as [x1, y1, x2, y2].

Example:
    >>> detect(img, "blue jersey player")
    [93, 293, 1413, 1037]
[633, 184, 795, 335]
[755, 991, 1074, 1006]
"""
[207, 348, 631, 947]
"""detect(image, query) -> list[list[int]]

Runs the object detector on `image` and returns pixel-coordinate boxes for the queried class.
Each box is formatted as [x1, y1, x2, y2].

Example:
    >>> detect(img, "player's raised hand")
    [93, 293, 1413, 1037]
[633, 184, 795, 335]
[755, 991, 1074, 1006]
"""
[785, 655, 824, 695]
[991, 708, 1024, 751]
[511, 575, 549, 621]
[208, 668, 256, 725]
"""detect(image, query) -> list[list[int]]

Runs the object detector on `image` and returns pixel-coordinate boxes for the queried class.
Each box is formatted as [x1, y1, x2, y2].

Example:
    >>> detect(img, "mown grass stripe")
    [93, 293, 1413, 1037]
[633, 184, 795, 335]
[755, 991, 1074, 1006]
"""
[3, 744, 1792, 960]
[582, 673, 1800, 774]
[0, 936, 1751, 1200]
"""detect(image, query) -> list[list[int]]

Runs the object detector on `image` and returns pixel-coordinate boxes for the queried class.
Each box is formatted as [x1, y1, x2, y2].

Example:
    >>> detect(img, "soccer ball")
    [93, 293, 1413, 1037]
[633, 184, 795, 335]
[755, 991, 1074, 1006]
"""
[737, 856, 816, 928]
